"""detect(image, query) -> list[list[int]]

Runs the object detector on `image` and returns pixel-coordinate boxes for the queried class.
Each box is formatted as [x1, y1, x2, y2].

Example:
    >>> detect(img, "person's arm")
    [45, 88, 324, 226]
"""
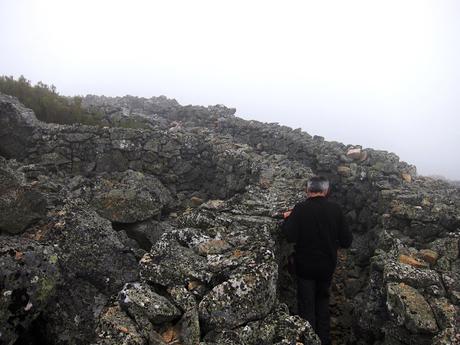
[283, 204, 301, 243]
[338, 207, 353, 248]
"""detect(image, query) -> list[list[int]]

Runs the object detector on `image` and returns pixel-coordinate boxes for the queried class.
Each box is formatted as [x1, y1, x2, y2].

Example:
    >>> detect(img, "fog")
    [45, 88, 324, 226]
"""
[1, 0, 459, 179]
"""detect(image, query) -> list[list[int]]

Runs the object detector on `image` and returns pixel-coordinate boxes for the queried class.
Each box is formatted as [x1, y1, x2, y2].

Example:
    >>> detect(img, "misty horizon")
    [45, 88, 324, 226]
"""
[1, 0, 459, 179]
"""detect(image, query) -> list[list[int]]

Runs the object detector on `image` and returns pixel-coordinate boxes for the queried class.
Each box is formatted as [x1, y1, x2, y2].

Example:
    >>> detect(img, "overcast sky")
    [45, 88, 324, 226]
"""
[1, 0, 459, 179]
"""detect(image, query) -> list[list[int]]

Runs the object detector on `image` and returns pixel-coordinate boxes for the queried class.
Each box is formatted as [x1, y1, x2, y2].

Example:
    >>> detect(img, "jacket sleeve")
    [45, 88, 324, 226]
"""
[337, 207, 353, 248]
[283, 204, 301, 243]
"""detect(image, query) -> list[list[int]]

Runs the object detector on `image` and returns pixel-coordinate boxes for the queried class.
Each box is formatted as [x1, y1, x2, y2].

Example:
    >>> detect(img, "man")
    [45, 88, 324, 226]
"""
[283, 175, 353, 345]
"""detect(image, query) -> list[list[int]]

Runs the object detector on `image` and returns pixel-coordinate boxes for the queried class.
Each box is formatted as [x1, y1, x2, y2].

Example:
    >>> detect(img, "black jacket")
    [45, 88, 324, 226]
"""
[283, 196, 352, 281]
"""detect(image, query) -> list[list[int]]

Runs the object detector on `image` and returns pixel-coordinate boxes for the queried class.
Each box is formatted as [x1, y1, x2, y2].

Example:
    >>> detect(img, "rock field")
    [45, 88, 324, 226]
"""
[0, 93, 458, 345]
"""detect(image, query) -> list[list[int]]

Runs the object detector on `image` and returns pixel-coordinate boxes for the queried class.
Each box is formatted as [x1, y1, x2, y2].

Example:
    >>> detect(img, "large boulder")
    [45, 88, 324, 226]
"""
[0, 94, 41, 159]
[92, 304, 147, 345]
[89, 170, 174, 223]
[199, 261, 278, 331]
[386, 282, 438, 334]
[0, 157, 47, 234]
[40, 200, 139, 344]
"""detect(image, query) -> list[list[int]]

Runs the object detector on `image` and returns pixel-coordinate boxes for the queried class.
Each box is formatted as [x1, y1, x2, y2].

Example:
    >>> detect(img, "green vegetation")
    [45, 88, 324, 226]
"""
[0, 75, 104, 125]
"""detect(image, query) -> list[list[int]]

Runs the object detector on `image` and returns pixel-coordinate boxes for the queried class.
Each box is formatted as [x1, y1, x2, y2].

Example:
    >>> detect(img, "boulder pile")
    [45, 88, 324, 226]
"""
[0, 93, 458, 345]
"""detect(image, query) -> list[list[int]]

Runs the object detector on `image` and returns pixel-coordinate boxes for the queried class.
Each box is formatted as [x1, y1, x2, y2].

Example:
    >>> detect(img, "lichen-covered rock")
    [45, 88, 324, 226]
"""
[118, 218, 175, 251]
[140, 233, 213, 287]
[167, 286, 197, 312]
[90, 170, 173, 223]
[441, 271, 460, 304]
[176, 307, 201, 345]
[40, 200, 139, 344]
[92, 304, 147, 345]
[0, 94, 42, 160]
[199, 261, 277, 331]
[432, 328, 460, 345]
[119, 282, 181, 325]
[44, 201, 139, 294]
[0, 157, 47, 234]
[203, 304, 320, 345]
[386, 282, 438, 334]
[0, 237, 60, 345]
[383, 260, 443, 292]
[351, 269, 388, 342]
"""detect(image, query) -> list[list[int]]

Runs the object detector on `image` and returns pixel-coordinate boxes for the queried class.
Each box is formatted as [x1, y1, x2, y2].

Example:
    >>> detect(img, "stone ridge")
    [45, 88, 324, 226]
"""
[0, 92, 458, 345]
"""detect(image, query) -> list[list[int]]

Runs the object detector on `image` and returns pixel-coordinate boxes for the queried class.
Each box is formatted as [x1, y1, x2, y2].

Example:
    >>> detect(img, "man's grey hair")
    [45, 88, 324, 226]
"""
[306, 176, 330, 193]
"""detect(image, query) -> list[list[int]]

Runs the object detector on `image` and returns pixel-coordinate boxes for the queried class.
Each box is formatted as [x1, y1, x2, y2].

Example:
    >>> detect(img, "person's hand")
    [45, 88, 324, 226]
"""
[283, 210, 292, 219]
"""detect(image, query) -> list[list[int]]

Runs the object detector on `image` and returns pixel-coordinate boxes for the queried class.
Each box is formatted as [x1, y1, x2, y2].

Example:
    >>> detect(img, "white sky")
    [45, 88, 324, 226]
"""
[1, 0, 459, 179]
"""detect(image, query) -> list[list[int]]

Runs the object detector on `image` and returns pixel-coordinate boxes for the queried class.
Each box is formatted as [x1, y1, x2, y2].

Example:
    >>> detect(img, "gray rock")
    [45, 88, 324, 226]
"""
[386, 282, 438, 334]
[383, 260, 443, 291]
[140, 234, 213, 287]
[0, 157, 47, 234]
[119, 282, 181, 326]
[90, 170, 173, 223]
[92, 304, 147, 345]
[41, 200, 139, 344]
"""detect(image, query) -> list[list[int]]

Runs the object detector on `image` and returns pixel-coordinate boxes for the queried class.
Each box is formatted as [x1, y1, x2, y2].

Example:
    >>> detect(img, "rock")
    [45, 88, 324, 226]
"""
[119, 282, 181, 325]
[337, 165, 352, 176]
[386, 282, 438, 334]
[401, 173, 412, 183]
[346, 148, 363, 160]
[418, 249, 439, 265]
[430, 297, 457, 330]
[203, 303, 320, 345]
[442, 272, 460, 304]
[383, 260, 443, 291]
[176, 307, 201, 345]
[190, 196, 204, 207]
[90, 170, 173, 223]
[41, 200, 139, 344]
[199, 261, 277, 331]
[196, 239, 233, 256]
[432, 328, 460, 345]
[93, 304, 146, 345]
[159, 325, 181, 344]
[167, 286, 197, 312]
[0, 94, 41, 159]
[398, 254, 429, 269]
[43, 201, 139, 294]
[430, 237, 459, 262]
[140, 234, 213, 287]
[0, 237, 60, 345]
[114, 218, 175, 252]
[201, 199, 226, 210]
[0, 157, 47, 234]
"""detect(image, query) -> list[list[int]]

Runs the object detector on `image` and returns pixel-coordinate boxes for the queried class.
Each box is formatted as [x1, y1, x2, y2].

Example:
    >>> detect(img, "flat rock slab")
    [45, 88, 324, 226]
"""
[383, 260, 443, 290]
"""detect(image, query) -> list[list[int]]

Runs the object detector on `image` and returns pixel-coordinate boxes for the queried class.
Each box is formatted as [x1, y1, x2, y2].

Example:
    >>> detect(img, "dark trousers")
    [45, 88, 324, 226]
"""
[297, 277, 332, 345]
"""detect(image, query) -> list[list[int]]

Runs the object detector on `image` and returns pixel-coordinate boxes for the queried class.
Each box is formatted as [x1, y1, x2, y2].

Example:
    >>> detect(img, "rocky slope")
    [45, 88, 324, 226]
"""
[0, 93, 458, 345]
